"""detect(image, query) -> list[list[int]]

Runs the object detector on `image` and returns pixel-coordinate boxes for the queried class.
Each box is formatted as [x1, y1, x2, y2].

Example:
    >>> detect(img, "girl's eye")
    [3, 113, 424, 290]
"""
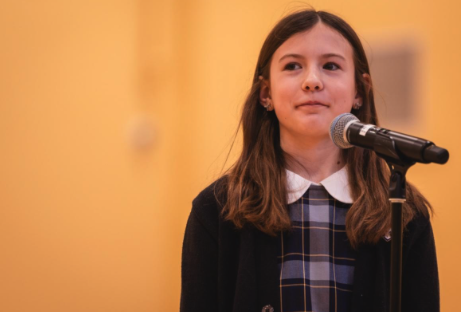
[284, 62, 301, 71]
[324, 62, 340, 71]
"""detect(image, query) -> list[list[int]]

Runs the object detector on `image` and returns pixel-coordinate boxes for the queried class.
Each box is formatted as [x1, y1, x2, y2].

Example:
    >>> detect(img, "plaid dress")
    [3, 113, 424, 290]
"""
[278, 168, 356, 312]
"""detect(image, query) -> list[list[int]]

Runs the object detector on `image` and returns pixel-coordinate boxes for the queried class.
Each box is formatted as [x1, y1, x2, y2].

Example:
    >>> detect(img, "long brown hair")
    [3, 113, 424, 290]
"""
[220, 10, 431, 248]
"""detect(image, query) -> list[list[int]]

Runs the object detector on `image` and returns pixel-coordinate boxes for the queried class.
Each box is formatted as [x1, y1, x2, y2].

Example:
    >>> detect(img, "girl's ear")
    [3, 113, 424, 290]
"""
[259, 76, 273, 111]
[354, 73, 371, 108]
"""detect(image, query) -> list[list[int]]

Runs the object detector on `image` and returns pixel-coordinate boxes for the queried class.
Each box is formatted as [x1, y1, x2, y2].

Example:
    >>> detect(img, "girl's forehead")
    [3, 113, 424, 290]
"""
[274, 23, 353, 58]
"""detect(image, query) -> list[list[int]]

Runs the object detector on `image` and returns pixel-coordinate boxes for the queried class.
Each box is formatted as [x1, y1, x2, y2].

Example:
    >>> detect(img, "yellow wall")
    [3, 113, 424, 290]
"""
[0, 0, 459, 311]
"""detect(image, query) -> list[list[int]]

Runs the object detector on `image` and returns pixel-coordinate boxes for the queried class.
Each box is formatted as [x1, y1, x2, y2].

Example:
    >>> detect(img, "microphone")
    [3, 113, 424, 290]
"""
[329, 113, 449, 164]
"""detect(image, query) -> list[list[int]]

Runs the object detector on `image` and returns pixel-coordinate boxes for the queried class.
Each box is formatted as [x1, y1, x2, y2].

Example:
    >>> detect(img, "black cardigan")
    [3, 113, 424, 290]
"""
[180, 180, 439, 312]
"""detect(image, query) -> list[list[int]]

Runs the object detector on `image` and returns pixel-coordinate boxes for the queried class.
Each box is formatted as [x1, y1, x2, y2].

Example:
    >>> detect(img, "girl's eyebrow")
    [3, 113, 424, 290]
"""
[278, 53, 346, 63]
[322, 53, 346, 61]
[278, 53, 304, 63]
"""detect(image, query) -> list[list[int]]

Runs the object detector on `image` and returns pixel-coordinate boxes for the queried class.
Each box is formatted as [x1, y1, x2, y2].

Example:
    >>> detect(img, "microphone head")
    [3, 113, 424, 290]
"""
[329, 113, 360, 149]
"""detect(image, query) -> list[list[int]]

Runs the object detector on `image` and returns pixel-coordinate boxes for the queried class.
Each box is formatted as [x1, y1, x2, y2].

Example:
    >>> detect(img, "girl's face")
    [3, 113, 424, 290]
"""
[261, 23, 362, 145]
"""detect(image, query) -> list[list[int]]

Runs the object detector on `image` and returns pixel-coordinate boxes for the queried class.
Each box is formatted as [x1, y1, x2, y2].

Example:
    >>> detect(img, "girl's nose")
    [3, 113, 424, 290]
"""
[302, 69, 323, 91]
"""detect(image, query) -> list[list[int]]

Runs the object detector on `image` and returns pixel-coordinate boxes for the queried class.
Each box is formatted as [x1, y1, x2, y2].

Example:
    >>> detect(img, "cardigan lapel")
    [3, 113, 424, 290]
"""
[351, 241, 390, 312]
[232, 226, 258, 312]
[232, 226, 280, 312]
[255, 229, 281, 312]
[351, 244, 376, 312]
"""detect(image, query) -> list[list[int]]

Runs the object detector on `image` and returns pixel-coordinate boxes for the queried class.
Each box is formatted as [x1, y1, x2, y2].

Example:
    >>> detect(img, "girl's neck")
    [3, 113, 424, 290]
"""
[281, 134, 344, 183]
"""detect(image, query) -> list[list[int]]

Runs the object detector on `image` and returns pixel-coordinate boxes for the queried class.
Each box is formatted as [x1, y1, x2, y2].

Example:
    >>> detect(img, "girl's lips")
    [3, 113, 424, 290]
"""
[296, 101, 328, 107]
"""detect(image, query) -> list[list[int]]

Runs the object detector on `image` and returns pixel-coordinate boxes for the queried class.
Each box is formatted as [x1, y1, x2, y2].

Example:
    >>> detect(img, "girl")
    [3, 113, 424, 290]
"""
[181, 10, 439, 312]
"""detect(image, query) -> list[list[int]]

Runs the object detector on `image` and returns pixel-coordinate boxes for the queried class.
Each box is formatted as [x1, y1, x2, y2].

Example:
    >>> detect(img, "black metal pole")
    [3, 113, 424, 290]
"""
[387, 168, 410, 312]
[390, 200, 404, 312]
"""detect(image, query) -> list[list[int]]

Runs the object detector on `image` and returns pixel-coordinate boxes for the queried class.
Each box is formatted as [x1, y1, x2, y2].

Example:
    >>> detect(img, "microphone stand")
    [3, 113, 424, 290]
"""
[373, 134, 416, 312]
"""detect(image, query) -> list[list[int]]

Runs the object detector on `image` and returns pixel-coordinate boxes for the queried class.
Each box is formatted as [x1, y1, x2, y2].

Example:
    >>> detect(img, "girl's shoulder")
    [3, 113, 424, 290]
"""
[192, 176, 228, 212]
[189, 176, 229, 232]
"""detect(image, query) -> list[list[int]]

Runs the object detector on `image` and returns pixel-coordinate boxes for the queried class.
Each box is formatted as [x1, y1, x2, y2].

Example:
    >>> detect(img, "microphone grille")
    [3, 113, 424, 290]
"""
[329, 113, 359, 149]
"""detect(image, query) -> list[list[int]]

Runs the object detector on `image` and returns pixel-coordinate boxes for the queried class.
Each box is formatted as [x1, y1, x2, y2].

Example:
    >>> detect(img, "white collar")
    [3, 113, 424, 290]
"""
[286, 166, 353, 204]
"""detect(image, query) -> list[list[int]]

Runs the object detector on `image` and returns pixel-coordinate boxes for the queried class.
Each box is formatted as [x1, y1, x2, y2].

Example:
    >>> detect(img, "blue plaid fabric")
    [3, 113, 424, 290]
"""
[278, 184, 356, 312]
